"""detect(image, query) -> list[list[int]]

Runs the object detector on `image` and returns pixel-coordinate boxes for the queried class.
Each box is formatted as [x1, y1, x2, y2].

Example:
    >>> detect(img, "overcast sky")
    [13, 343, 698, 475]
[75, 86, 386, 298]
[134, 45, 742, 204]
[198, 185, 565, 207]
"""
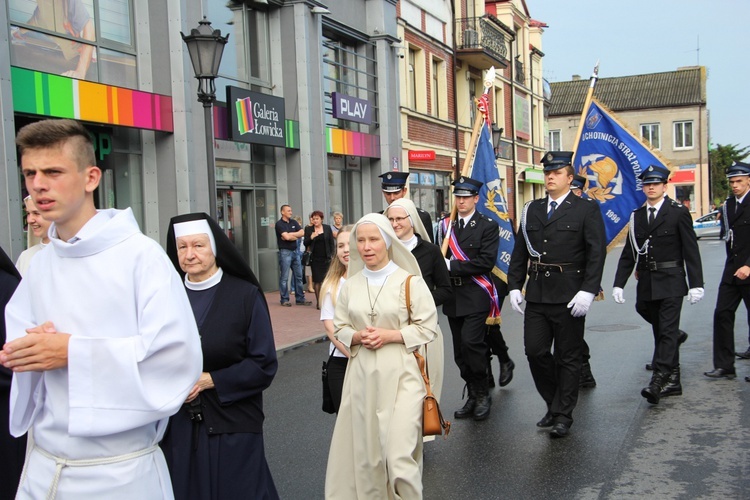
[530, 0, 749, 148]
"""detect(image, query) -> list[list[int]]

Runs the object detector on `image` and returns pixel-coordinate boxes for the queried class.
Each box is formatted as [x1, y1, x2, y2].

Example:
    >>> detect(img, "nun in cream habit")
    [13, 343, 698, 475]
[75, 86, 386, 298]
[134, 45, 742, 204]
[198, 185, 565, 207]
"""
[325, 213, 438, 500]
[386, 198, 450, 407]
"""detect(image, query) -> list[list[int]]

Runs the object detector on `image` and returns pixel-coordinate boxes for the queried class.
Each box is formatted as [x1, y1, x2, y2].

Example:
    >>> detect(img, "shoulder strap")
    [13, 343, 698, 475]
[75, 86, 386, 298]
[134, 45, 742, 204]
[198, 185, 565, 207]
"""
[405, 274, 413, 323]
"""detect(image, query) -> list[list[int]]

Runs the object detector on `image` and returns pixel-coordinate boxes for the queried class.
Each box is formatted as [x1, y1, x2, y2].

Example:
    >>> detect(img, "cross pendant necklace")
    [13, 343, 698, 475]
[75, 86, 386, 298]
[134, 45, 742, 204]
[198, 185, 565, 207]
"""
[366, 276, 388, 325]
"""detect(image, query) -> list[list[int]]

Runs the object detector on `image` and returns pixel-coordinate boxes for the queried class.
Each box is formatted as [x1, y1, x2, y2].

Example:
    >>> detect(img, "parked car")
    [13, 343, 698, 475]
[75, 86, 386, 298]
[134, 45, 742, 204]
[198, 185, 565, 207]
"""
[693, 210, 721, 239]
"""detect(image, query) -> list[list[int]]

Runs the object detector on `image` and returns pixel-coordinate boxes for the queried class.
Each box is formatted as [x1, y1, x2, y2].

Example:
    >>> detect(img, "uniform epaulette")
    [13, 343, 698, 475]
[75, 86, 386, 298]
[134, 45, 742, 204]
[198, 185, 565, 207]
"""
[670, 199, 683, 208]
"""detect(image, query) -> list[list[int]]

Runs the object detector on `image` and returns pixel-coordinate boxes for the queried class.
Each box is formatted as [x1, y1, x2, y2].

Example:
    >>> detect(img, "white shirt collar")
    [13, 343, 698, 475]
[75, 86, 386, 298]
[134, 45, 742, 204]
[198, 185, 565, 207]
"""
[647, 195, 666, 214]
[737, 192, 748, 205]
[401, 234, 418, 251]
[547, 191, 570, 211]
[459, 210, 476, 227]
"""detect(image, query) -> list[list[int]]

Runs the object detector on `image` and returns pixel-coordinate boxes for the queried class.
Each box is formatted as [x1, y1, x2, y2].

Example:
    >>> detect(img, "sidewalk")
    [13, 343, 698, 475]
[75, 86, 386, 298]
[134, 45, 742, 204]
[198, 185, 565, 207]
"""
[265, 291, 327, 352]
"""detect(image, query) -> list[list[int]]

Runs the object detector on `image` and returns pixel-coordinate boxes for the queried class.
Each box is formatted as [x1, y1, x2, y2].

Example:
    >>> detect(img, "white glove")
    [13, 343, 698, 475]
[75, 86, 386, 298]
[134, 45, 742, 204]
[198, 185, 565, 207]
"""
[687, 287, 704, 304]
[612, 287, 625, 304]
[509, 289, 524, 315]
[567, 291, 595, 317]
[444, 258, 451, 270]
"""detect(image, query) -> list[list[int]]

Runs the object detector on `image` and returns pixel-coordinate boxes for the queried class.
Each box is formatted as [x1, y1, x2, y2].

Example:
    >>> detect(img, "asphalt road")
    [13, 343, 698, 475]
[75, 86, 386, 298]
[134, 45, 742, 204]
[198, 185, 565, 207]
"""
[263, 237, 750, 499]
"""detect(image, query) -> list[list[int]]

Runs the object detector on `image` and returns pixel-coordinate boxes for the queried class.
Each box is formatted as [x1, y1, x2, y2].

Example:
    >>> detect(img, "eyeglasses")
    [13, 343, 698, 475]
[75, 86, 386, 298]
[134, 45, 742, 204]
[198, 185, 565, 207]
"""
[387, 216, 409, 224]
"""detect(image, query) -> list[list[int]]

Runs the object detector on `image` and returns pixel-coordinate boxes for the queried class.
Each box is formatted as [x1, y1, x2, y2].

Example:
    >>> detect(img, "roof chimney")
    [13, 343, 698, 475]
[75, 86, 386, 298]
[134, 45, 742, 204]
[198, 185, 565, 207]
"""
[572, 74, 581, 81]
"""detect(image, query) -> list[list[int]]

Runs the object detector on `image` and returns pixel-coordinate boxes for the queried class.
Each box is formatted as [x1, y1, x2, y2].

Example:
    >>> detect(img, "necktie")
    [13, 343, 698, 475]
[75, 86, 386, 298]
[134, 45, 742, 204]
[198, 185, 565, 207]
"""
[736, 199, 740, 214]
[648, 207, 656, 226]
[547, 201, 557, 220]
[458, 218, 465, 235]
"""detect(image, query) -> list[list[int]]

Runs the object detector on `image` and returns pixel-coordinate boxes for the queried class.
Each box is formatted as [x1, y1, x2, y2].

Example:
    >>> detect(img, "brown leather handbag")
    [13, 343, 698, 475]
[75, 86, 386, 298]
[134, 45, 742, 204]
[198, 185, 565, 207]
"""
[405, 276, 451, 438]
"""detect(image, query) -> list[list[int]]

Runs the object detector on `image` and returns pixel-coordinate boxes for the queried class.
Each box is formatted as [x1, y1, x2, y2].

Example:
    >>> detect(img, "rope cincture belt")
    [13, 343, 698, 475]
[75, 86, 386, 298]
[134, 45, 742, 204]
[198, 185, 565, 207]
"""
[32, 443, 159, 500]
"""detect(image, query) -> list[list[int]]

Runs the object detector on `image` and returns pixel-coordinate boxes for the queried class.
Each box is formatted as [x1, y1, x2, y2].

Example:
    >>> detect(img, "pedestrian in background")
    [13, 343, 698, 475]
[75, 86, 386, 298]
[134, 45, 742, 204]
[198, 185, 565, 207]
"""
[613, 164, 703, 403]
[275, 204, 311, 307]
[325, 214, 437, 499]
[378, 171, 434, 243]
[304, 210, 335, 309]
[331, 211, 344, 237]
[508, 151, 606, 438]
[705, 161, 750, 382]
[15, 195, 51, 276]
[319, 224, 354, 413]
[162, 212, 279, 499]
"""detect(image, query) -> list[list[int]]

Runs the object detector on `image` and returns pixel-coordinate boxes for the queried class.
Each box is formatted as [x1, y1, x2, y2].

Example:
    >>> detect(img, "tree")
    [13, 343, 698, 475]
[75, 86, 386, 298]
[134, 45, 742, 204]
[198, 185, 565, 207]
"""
[710, 143, 750, 205]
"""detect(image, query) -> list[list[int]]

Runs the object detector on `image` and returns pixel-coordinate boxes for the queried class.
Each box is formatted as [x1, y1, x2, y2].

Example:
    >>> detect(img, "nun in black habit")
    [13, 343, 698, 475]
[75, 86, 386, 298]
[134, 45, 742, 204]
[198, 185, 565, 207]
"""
[0, 245, 25, 500]
[161, 213, 279, 500]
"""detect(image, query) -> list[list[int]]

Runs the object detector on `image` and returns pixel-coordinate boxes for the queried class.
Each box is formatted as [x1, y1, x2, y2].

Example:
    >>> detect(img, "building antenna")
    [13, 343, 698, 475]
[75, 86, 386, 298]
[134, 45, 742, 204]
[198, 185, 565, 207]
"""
[696, 35, 700, 66]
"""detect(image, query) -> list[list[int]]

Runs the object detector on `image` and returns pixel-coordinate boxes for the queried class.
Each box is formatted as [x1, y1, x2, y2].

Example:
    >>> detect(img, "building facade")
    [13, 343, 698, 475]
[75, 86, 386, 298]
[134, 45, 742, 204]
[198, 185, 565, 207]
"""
[548, 67, 709, 218]
[1, 0, 401, 291]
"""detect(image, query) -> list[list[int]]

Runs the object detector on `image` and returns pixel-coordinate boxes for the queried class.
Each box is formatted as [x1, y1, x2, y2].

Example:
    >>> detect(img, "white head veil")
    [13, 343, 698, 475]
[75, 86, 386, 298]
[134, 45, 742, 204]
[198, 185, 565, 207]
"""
[385, 198, 431, 243]
[348, 213, 421, 277]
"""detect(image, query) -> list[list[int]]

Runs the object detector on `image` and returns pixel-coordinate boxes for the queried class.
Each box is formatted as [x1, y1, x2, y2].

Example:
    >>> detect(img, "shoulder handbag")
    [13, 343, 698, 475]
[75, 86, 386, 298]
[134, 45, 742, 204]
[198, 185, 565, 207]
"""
[321, 352, 335, 414]
[405, 275, 451, 438]
[302, 229, 315, 266]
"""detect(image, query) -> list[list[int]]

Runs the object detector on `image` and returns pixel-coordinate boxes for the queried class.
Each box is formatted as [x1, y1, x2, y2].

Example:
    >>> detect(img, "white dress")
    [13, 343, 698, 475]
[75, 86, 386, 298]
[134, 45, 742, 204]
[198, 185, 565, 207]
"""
[6, 208, 202, 499]
[325, 263, 437, 499]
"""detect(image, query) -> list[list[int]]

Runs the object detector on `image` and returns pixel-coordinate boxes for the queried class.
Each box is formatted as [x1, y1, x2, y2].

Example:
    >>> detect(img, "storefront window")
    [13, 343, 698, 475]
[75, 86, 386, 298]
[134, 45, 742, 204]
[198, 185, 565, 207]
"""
[207, 1, 271, 91]
[328, 156, 363, 223]
[10, 0, 137, 88]
[674, 185, 695, 212]
[409, 170, 451, 221]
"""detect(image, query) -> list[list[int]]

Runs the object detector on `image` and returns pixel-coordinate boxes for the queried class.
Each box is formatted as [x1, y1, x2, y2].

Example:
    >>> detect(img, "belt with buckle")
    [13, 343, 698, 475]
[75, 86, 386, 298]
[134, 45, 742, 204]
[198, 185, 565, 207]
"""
[528, 261, 582, 278]
[642, 260, 683, 271]
[450, 277, 463, 287]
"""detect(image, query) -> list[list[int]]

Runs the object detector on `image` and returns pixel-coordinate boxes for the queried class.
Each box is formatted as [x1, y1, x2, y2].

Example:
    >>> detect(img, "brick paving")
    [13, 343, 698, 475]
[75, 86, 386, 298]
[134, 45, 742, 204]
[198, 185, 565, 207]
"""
[265, 291, 327, 352]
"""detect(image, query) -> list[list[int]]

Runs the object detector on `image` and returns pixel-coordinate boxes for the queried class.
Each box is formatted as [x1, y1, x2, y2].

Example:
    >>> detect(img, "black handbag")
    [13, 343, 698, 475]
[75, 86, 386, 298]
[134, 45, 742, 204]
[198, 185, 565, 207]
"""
[302, 231, 315, 267]
[322, 353, 335, 414]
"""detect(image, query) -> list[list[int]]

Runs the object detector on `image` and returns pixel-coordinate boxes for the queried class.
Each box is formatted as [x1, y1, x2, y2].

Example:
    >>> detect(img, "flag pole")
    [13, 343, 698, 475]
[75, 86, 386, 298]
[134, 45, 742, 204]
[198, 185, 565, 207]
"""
[570, 61, 600, 156]
[441, 67, 495, 256]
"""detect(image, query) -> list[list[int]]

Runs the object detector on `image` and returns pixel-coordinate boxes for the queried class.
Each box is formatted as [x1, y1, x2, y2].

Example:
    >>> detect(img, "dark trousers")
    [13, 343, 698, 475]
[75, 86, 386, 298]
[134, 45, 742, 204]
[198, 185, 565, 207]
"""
[449, 312, 490, 383]
[581, 339, 591, 363]
[524, 302, 584, 427]
[635, 296, 682, 374]
[713, 282, 750, 369]
[486, 324, 511, 363]
[326, 356, 348, 413]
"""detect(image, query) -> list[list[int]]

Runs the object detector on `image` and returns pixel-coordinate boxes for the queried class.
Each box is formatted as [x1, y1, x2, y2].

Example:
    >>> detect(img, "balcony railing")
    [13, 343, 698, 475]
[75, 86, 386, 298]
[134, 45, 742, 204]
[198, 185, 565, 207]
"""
[455, 16, 508, 66]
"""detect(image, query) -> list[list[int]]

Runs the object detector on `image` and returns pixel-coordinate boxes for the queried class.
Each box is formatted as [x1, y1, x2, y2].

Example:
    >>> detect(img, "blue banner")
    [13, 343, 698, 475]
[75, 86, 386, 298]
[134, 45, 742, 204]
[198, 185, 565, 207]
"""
[471, 124, 516, 281]
[574, 98, 659, 246]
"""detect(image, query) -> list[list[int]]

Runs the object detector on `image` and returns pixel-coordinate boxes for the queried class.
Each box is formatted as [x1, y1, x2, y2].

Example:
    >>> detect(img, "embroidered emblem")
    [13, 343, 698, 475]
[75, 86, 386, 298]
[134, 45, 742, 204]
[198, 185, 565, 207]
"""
[459, 176, 465, 183]
[386, 173, 392, 180]
[470, 220, 476, 227]
[648, 166, 654, 172]
[546, 152, 554, 162]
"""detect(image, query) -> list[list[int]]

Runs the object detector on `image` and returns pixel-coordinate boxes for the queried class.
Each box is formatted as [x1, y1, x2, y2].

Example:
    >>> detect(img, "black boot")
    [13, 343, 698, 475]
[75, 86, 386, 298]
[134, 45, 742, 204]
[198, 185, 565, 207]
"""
[473, 380, 492, 421]
[660, 365, 682, 397]
[579, 361, 596, 388]
[454, 383, 477, 419]
[641, 371, 669, 404]
[498, 359, 515, 387]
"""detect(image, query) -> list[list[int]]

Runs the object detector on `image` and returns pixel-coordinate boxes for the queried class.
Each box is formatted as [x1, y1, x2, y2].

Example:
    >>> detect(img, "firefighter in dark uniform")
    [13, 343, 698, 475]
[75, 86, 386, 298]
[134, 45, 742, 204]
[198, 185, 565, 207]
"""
[508, 151, 606, 438]
[378, 172, 434, 242]
[570, 174, 597, 388]
[613, 164, 704, 403]
[442, 176, 499, 421]
[705, 161, 750, 381]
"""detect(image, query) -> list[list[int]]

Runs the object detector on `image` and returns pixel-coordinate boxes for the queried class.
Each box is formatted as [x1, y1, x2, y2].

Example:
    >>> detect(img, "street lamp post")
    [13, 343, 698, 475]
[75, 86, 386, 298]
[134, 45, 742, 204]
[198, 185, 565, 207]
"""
[181, 17, 229, 220]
